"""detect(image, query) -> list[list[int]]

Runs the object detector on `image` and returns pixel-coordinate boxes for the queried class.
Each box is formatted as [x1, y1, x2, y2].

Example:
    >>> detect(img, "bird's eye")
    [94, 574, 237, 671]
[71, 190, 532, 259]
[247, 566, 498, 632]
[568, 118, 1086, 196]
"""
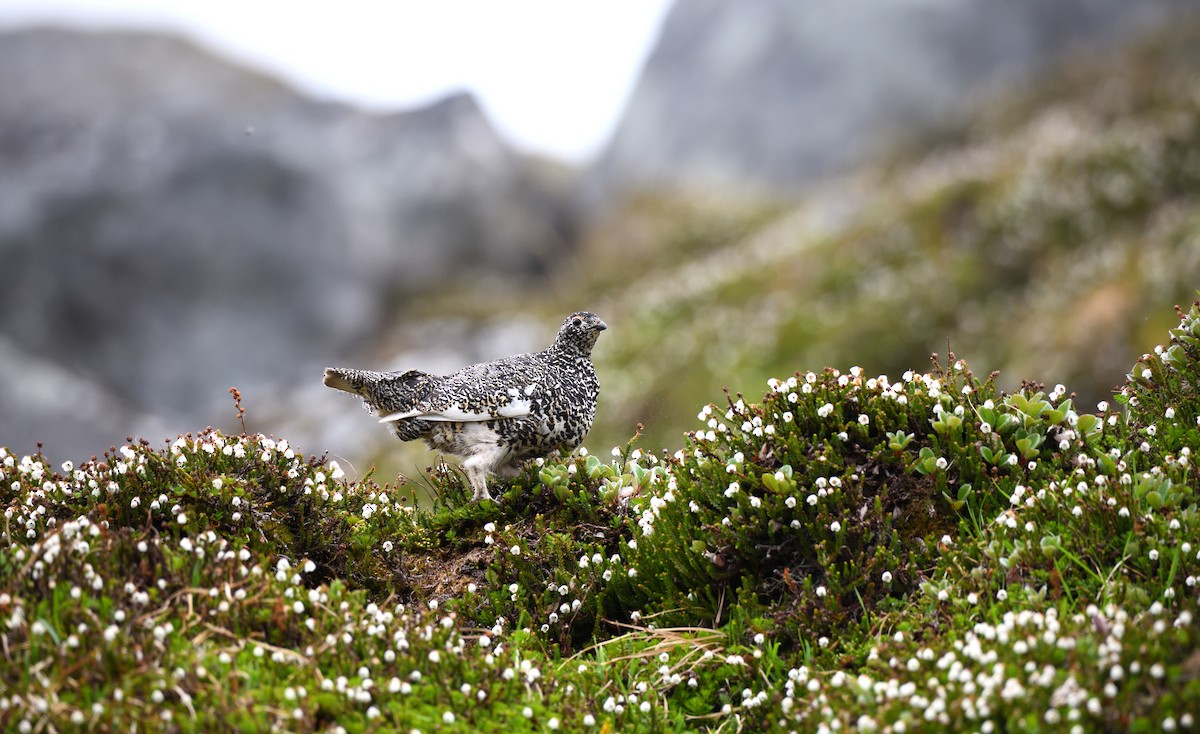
[572, 317, 583, 327]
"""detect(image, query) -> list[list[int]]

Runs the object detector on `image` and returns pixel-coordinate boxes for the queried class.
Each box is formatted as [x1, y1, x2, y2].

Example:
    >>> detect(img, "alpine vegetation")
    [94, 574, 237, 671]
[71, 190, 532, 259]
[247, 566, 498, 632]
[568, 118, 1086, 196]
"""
[2, 300, 1199, 731]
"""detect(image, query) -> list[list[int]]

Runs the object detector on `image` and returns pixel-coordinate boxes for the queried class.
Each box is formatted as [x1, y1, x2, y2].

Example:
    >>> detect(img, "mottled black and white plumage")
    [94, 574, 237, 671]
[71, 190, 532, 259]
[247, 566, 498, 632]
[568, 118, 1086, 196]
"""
[323, 312, 606, 501]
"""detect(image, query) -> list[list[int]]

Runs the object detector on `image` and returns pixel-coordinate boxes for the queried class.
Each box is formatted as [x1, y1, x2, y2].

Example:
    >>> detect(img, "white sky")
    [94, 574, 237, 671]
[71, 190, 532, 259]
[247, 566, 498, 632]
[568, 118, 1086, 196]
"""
[0, 0, 675, 162]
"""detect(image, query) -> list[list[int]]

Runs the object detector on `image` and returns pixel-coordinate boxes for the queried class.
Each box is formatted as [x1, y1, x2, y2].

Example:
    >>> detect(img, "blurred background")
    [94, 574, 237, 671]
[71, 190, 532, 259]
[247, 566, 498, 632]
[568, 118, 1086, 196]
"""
[2, 0, 1200, 478]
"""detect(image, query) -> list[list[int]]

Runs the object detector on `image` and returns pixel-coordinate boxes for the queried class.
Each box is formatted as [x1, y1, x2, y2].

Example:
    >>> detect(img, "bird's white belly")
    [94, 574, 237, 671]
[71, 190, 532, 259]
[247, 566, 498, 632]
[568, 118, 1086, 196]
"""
[425, 422, 503, 458]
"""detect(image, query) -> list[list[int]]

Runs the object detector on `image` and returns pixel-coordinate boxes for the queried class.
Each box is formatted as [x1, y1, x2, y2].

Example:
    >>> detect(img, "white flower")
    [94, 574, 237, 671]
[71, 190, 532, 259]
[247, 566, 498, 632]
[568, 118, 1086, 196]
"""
[442, 712, 456, 724]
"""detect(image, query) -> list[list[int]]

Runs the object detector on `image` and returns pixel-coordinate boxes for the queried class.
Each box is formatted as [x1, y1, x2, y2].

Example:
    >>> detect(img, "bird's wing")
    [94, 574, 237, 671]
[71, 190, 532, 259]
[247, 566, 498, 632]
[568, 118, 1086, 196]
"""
[377, 396, 532, 423]
[378, 355, 542, 424]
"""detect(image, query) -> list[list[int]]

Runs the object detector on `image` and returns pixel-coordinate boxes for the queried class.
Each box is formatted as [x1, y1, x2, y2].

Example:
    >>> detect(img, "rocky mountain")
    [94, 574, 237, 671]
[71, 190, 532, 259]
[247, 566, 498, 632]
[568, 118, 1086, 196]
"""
[0, 28, 574, 458]
[593, 0, 1200, 195]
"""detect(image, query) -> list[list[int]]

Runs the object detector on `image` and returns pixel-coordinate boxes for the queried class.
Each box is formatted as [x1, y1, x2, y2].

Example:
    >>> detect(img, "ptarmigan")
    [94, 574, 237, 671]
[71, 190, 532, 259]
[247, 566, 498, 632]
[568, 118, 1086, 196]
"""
[323, 311, 606, 502]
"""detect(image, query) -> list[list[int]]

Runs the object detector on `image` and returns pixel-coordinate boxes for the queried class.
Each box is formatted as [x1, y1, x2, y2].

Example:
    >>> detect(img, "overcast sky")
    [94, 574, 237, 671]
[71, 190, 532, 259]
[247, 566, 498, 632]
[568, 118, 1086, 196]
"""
[0, 0, 675, 162]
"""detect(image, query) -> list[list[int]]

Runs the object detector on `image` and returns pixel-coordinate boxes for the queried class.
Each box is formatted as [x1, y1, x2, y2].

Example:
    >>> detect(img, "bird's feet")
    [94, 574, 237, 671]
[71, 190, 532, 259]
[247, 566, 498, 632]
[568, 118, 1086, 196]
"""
[465, 465, 495, 503]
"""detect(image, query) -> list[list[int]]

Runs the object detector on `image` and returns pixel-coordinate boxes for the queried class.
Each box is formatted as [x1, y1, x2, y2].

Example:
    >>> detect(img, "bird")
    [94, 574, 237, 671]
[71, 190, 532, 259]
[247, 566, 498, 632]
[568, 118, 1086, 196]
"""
[323, 311, 606, 502]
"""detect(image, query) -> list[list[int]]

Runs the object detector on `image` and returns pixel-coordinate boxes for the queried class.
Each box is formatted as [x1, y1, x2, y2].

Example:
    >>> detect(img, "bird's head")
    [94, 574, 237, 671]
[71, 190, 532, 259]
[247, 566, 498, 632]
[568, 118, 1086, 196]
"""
[554, 311, 607, 356]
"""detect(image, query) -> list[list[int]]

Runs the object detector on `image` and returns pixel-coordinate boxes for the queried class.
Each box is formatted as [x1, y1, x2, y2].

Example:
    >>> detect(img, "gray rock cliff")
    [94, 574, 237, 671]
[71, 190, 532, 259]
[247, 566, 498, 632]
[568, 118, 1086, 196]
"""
[0, 28, 574, 458]
[593, 0, 1200, 194]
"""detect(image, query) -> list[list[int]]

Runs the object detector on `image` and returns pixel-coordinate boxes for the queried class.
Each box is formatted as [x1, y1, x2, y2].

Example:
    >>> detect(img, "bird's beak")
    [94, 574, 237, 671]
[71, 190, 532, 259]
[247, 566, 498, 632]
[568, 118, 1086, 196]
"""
[594, 320, 608, 331]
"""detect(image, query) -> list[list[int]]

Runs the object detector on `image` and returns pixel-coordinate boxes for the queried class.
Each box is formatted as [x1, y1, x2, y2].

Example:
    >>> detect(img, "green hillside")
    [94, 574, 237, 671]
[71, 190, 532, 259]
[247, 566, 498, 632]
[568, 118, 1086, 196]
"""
[585, 21, 1200, 454]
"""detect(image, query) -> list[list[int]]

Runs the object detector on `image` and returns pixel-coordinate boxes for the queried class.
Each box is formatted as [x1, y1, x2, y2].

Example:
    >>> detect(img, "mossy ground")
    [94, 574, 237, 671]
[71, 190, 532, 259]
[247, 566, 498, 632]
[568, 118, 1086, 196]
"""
[5, 300, 1200, 732]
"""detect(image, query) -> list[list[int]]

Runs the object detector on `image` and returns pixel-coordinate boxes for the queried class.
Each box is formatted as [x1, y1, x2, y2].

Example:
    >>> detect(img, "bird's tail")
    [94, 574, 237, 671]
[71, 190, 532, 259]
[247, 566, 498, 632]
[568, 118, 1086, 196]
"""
[323, 367, 438, 415]
[322, 367, 375, 396]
